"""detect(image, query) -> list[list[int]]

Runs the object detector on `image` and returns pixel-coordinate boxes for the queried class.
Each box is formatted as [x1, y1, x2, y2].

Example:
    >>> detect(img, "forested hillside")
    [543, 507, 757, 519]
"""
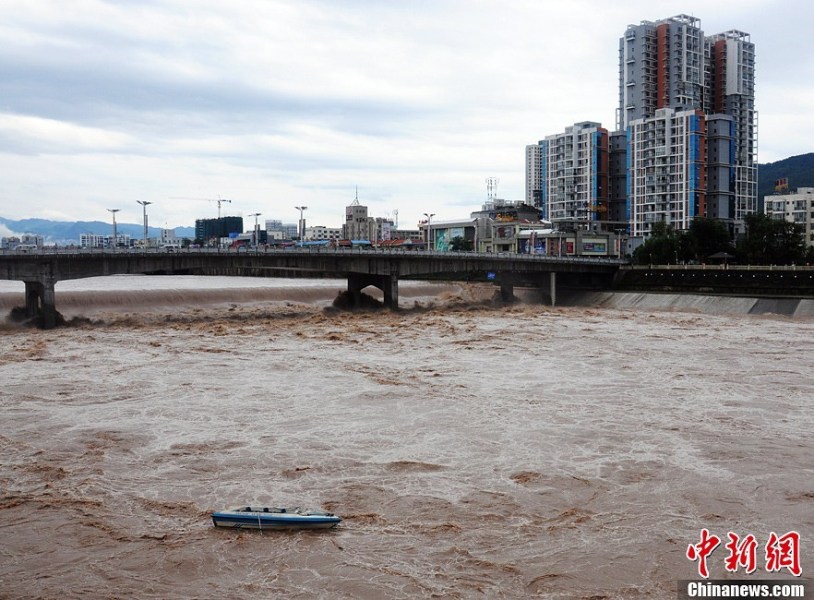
[758, 152, 814, 200]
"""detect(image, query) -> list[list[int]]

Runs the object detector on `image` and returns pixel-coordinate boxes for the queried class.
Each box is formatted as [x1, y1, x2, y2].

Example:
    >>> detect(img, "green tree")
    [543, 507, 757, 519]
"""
[632, 221, 681, 265]
[449, 236, 473, 251]
[687, 218, 733, 262]
[737, 213, 807, 265]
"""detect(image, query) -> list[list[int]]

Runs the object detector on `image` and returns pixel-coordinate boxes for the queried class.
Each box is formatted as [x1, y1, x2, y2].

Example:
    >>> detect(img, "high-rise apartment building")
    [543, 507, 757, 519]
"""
[627, 108, 707, 236]
[617, 14, 756, 237]
[536, 122, 609, 225]
[608, 131, 629, 224]
[525, 14, 756, 239]
[704, 30, 757, 225]
[617, 14, 704, 131]
[525, 144, 542, 207]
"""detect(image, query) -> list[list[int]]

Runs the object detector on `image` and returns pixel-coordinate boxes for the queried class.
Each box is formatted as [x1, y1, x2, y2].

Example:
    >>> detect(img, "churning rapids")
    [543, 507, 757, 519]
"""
[1, 276, 812, 599]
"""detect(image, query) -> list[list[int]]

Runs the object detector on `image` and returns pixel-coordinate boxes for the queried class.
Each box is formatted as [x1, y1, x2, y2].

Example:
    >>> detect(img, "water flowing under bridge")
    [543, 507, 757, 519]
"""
[1, 248, 624, 328]
[5, 249, 812, 328]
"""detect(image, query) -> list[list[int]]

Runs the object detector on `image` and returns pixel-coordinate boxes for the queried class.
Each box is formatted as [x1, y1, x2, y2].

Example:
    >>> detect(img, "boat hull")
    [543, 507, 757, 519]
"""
[211, 508, 341, 530]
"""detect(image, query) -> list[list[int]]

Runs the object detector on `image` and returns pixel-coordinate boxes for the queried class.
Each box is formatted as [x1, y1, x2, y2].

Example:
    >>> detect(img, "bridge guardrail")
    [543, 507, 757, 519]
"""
[8, 247, 814, 271]
[0, 247, 629, 266]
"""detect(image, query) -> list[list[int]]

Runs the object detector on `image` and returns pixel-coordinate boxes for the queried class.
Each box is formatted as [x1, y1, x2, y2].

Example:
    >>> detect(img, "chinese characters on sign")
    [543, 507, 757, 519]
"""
[687, 530, 801, 579]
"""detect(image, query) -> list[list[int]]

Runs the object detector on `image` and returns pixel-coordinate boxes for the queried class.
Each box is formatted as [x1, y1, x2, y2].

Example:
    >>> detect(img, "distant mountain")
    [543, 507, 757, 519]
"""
[758, 152, 814, 202]
[0, 217, 195, 244]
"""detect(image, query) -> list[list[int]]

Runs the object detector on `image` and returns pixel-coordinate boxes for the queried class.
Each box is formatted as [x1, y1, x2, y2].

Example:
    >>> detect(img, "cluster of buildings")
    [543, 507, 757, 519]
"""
[7, 14, 814, 256]
[193, 197, 427, 250]
[77, 228, 181, 250]
[0, 234, 44, 251]
[188, 192, 624, 257]
[525, 14, 758, 243]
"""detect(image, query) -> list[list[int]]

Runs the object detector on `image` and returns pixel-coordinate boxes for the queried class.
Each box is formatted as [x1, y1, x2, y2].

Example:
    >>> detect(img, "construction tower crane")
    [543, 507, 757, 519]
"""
[169, 196, 233, 219]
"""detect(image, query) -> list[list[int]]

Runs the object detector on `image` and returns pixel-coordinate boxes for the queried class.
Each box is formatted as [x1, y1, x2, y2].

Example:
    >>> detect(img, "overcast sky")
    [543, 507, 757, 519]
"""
[1, 0, 812, 233]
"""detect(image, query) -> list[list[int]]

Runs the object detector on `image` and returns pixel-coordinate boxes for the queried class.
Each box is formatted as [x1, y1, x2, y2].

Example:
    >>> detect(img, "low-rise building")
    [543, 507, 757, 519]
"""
[80, 233, 106, 248]
[304, 225, 342, 241]
[2, 234, 44, 250]
[266, 220, 298, 240]
[764, 187, 814, 248]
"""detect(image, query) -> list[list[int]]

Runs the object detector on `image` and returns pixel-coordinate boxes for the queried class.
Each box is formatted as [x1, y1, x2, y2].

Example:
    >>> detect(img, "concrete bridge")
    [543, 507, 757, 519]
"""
[0, 248, 624, 327]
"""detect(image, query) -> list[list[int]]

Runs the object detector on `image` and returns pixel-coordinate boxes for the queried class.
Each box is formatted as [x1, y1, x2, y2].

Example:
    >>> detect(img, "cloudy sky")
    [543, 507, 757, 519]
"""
[1, 0, 812, 232]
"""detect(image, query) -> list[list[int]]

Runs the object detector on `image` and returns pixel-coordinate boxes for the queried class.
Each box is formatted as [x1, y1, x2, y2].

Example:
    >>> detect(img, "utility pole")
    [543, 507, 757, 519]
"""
[294, 206, 307, 242]
[107, 208, 120, 249]
[423, 212, 435, 251]
[137, 201, 152, 247]
[249, 212, 261, 247]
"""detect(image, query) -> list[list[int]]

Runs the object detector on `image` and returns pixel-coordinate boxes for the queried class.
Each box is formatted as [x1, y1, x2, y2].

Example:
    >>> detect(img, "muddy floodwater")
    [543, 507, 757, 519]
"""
[1, 277, 812, 599]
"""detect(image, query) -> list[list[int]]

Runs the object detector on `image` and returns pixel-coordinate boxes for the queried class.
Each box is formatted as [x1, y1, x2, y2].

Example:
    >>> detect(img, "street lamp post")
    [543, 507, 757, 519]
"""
[423, 212, 435, 251]
[107, 208, 120, 249]
[294, 206, 307, 242]
[136, 201, 153, 247]
[249, 212, 261, 247]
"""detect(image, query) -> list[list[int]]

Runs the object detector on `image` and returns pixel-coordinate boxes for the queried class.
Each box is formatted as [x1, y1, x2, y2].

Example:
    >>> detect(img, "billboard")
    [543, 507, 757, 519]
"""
[434, 227, 466, 251]
[581, 237, 607, 255]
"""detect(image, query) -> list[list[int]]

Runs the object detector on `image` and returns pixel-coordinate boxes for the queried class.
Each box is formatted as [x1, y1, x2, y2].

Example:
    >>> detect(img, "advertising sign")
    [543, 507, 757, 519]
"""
[581, 238, 607, 255]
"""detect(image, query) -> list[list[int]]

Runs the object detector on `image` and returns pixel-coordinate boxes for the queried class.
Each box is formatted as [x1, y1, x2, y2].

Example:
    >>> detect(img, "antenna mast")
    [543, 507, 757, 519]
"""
[486, 177, 499, 201]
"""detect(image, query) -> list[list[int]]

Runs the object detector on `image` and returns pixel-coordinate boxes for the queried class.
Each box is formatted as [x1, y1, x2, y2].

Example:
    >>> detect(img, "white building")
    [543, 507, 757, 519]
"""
[764, 188, 814, 249]
[80, 233, 106, 248]
[160, 228, 179, 247]
[627, 108, 706, 237]
[525, 144, 542, 207]
[537, 122, 609, 227]
[265, 220, 298, 240]
[2, 234, 45, 249]
[304, 225, 342, 241]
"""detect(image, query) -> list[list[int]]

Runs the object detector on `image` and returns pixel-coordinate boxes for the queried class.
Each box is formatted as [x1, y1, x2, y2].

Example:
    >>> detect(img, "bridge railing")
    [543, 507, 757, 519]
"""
[0, 246, 629, 266]
[624, 263, 814, 272]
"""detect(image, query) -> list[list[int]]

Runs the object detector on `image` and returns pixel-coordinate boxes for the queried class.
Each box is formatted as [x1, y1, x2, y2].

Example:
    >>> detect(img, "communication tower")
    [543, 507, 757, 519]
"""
[486, 177, 500, 201]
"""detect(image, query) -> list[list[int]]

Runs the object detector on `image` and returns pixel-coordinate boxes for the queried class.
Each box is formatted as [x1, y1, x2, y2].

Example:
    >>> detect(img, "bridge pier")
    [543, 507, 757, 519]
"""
[381, 274, 399, 309]
[24, 280, 58, 329]
[498, 273, 516, 302]
[347, 273, 399, 310]
[550, 271, 556, 307]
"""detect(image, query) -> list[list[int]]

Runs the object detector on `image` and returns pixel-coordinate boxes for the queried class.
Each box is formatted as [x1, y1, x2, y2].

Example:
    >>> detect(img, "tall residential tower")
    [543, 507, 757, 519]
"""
[618, 14, 756, 237]
[704, 29, 757, 224]
[526, 14, 756, 239]
[537, 122, 609, 225]
[617, 14, 704, 131]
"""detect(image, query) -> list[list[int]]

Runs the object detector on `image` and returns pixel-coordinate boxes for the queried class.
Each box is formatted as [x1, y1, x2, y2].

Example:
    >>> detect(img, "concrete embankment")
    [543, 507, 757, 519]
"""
[556, 290, 814, 318]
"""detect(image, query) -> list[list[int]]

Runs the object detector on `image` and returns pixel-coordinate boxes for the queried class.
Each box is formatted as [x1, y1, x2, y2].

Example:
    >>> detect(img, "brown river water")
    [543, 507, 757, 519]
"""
[0, 276, 812, 599]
